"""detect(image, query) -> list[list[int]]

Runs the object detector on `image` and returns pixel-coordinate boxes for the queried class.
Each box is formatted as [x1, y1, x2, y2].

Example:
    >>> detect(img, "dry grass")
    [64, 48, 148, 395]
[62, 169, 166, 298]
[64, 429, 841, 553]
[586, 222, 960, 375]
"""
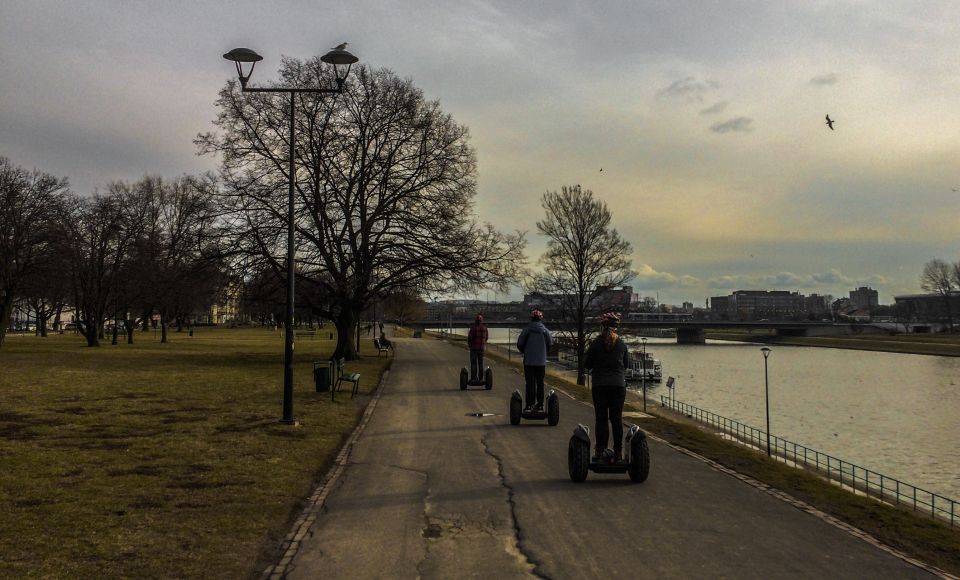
[0, 327, 391, 579]
[709, 330, 960, 357]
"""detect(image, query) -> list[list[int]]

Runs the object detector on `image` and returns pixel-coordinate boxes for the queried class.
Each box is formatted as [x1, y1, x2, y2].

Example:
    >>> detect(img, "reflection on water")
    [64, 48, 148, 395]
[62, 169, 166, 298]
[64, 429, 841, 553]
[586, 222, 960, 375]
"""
[433, 327, 960, 500]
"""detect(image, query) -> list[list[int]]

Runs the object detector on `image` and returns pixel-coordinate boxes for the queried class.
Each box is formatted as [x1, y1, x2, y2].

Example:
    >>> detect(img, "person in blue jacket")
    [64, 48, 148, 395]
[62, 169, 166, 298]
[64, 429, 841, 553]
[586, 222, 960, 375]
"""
[516, 309, 552, 411]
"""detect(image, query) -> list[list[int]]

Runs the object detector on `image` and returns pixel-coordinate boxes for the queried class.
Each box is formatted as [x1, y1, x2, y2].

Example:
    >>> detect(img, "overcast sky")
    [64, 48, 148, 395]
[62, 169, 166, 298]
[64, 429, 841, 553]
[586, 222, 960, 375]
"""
[3, 1, 960, 305]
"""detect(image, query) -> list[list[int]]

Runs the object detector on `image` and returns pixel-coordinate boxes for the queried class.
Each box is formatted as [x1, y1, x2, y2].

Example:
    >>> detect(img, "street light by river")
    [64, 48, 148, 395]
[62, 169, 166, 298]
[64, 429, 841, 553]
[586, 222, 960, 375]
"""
[761, 346, 772, 456]
[641, 337, 648, 412]
[222, 44, 358, 424]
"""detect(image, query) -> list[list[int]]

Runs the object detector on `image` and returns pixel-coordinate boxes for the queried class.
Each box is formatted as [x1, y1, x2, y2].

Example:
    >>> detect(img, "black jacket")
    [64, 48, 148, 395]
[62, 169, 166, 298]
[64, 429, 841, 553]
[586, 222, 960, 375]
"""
[583, 335, 629, 387]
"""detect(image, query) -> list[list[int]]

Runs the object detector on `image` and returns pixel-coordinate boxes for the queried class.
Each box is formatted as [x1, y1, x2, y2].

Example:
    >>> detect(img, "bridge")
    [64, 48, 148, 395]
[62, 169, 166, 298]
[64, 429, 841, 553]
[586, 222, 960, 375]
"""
[409, 319, 886, 344]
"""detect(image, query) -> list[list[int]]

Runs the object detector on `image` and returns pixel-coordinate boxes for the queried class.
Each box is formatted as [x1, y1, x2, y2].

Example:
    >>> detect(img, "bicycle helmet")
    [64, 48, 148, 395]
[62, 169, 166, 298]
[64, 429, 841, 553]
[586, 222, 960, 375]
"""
[530, 309, 544, 320]
[601, 312, 621, 327]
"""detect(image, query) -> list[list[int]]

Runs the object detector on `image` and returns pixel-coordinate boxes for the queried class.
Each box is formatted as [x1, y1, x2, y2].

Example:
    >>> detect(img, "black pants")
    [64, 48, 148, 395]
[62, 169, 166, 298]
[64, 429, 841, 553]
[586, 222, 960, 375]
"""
[524, 365, 546, 407]
[470, 350, 485, 380]
[592, 384, 626, 452]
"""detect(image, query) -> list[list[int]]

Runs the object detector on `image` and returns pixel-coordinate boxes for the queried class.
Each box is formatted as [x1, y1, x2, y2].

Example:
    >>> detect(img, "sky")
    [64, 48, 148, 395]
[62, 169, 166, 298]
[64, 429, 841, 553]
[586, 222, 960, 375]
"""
[3, 1, 960, 306]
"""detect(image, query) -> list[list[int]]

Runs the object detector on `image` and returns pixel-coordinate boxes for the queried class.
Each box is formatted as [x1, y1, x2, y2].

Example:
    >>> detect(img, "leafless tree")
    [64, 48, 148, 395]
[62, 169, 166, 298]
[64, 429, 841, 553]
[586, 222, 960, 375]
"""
[381, 288, 427, 326]
[920, 258, 956, 331]
[198, 60, 525, 358]
[0, 157, 70, 347]
[529, 185, 634, 384]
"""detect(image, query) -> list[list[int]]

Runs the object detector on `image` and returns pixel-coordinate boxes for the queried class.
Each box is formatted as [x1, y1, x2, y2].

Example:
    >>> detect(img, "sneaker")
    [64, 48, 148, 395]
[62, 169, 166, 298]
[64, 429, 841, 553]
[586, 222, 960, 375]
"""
[613, 450, 623, 464]
[592, 448, 604, 462]
[523, 405, 534, 413]
[535, 403, 544, 412]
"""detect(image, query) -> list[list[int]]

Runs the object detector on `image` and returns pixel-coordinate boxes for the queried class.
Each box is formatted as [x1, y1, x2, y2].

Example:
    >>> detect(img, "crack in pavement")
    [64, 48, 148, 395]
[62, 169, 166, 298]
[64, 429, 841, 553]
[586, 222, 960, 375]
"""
[481, 432, 549, 579]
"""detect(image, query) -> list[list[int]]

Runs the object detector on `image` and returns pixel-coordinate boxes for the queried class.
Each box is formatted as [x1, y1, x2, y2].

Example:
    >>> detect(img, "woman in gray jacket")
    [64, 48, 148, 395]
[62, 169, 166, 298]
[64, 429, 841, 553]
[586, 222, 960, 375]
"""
[583, 312, 630, 462]
[516, 309, 552, 411]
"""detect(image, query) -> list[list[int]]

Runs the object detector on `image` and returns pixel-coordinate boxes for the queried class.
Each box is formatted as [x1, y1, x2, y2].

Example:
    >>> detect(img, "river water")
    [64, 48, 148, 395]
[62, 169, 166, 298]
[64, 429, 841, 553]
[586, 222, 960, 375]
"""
[433, 327, 960, 500]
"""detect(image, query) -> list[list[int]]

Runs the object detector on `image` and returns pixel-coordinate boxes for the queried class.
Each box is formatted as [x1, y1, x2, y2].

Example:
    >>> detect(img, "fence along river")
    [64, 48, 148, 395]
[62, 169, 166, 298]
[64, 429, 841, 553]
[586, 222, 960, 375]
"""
[434, 327, 960, 503]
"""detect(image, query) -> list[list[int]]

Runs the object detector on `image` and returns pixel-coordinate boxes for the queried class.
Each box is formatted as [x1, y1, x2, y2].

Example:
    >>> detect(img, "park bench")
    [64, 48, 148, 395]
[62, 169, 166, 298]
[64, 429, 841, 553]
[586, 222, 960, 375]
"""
[332, 357, 361, 400]
[374, 337, 391, 357]
[295, 329, 317, 339]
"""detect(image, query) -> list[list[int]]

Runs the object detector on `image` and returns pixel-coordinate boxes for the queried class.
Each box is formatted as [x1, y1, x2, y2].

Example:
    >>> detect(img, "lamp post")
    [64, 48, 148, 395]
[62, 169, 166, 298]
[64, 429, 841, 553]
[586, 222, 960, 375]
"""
[641, 337, 648, 412]
[761, 346, 772, 456]
[223, 45, 358, 424]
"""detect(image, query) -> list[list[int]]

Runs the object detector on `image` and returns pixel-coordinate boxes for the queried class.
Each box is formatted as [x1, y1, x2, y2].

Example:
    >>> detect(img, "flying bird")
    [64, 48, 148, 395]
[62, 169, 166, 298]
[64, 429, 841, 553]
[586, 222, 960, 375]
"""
[825, 114, 835, 130]
[599, 168, 603, 172]
[331, 42, 349, 50]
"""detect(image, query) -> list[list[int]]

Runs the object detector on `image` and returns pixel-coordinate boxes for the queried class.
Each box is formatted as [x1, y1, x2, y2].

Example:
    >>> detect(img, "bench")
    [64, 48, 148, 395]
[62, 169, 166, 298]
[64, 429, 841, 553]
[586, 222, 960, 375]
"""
[295, 329, 317, 339]
[374, 337, 391, 357]
[332, 357, 361, 400]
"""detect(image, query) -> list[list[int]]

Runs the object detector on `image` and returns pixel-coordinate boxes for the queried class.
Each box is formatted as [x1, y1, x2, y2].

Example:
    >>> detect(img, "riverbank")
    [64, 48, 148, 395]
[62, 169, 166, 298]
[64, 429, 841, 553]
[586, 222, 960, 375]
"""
[708, 330, 960, 357]
[426, 334, 960, 575]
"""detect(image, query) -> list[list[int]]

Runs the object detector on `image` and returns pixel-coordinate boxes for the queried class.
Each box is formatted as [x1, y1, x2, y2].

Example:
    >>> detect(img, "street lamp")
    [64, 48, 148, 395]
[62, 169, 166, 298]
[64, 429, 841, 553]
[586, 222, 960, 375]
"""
[641, 337, 648, 412]
[761, 346, 772, 456]
[223, 44, 358, 424]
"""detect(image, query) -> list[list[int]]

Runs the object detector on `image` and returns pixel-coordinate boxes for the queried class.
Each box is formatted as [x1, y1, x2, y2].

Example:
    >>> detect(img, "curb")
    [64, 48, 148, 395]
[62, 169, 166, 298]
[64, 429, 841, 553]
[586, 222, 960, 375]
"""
[260, 369, 392, 580]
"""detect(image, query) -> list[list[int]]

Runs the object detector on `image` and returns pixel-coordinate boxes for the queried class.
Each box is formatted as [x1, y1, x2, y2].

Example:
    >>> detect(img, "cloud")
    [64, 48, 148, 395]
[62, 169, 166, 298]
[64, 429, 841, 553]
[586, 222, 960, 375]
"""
[809, 73, 838, 86]
[699, 101, 728, 115]
[709, 116, 753, 133]
[656, 77, 719, 102]
[632, 264, 702, 290]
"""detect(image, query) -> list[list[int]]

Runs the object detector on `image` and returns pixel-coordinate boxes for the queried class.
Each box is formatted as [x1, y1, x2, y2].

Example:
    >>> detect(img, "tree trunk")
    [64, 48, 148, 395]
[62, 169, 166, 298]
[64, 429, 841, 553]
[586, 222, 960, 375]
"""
[125, 319, 135, 344]
[160, 320, 169, 343]
[333, 308, 360, 360]
[0, 296, 12, 348]
[83, 316, 100, 347]
[39, 313, 48, 338]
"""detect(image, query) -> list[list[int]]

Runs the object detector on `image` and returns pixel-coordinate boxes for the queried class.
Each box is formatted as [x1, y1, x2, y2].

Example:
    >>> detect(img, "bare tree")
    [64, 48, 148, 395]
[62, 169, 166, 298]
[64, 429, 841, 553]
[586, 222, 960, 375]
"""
[382, 288, 427, 326]
[0, 157, 69, 347]
[198, 60, 525, 359]
[530, 185, 633, 384]
[920, 258, 956, 331]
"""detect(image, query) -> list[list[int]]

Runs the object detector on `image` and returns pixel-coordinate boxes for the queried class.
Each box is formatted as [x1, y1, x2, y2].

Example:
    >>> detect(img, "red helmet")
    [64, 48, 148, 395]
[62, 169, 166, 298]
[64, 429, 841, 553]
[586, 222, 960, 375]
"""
[475, 313, 484, 323]
[601, 312, 621, 327]
[530, 309, 543, 320]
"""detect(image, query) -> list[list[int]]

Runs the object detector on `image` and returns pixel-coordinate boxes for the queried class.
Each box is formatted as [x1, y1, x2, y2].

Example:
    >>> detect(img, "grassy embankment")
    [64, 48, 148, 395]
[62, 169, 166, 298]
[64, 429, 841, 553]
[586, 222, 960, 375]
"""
[0, 327, 391, 579]
[430, 333, 960, 575]
[707, 329, 960, 357]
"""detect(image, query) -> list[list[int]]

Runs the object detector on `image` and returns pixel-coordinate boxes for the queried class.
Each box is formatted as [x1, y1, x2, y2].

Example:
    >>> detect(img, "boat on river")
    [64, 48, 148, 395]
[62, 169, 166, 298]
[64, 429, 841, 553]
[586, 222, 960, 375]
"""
[626, 351, 662, 382]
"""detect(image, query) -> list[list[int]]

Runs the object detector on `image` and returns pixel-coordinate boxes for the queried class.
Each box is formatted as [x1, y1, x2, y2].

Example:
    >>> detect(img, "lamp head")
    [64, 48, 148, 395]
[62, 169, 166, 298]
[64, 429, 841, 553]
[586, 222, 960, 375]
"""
[761, 347, 772, 358]
[321, 47, 358, 88]
[223, 47, 263, 88]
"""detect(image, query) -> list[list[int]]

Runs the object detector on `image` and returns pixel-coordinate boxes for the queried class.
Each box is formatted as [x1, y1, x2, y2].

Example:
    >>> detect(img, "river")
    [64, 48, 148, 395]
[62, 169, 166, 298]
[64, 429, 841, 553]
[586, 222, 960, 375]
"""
[432, 327, 960, 501]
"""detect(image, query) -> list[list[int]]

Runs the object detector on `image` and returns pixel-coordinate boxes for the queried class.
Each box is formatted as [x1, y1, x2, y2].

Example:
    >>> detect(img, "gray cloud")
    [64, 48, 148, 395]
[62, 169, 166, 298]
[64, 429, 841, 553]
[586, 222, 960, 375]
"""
[709, 116, 753, 133]
[632, 264, 702, 290]
[810, 73, 838, 86]
[699, 101, 728, 115]
[656, 77, 719, 102]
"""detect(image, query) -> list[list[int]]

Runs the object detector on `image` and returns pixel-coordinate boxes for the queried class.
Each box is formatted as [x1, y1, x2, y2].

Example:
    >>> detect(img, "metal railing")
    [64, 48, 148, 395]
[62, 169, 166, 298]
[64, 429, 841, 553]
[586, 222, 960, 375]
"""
[660, 396, 958, 527]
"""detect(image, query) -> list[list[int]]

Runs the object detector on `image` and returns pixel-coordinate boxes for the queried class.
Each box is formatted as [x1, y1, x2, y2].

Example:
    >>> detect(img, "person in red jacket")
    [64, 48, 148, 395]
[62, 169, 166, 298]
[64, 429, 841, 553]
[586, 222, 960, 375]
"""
[467, 314, 489, 381]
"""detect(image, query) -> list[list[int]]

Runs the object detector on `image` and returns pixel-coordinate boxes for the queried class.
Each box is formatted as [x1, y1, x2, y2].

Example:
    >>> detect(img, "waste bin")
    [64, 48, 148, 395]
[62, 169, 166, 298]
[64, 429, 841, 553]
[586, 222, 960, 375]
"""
[313, 361, 332, 392]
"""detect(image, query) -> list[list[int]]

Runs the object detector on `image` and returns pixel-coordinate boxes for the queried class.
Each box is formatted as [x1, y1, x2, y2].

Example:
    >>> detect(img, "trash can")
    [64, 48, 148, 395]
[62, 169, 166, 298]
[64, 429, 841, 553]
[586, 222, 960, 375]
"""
[313, 361, 332, 392]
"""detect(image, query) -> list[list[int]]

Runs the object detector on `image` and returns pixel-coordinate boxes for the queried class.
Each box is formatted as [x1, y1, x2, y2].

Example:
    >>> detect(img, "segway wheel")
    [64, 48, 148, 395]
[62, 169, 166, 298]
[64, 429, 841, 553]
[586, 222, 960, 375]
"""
[547, 393, 560, 426]
[459, 368, 468, 391]
[509, 394, 522, 425]
[628, 432, 650, 483]
[568, 435, 590, 482]
[484, 368, 493, 390]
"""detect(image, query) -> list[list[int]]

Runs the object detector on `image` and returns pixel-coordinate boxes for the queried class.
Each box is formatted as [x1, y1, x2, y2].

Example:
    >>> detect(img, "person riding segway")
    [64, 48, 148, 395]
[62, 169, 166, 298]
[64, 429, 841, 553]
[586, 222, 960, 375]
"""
[509, 310, 560, 425]
[567, 312, 650, 482]
[460, 314, 493, 390]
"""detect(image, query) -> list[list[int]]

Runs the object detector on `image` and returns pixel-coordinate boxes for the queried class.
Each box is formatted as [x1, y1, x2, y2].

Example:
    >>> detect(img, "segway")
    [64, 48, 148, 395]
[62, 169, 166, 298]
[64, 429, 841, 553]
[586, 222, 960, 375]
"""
[567, 423, 650, 483]
[460, 366, 493, 390]
[509, 389, 560, 426]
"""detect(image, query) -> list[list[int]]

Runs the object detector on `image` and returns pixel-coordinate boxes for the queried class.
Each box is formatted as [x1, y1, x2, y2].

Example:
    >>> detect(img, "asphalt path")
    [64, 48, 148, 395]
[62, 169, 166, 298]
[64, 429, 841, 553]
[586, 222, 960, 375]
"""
[287, 336, 937, 579]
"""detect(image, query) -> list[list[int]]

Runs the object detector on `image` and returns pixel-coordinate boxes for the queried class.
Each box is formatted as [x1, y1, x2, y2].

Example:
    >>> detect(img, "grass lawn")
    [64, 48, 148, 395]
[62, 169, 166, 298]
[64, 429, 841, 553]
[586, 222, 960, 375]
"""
[0, 327, 391, 579]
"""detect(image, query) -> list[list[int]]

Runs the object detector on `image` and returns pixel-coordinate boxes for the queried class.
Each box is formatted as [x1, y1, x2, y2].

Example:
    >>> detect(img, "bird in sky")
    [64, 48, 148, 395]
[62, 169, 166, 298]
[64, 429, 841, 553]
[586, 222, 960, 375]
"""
[331, 42, 349, 50]
[825, 114, 835, 130]
[599, 168, 603, 172]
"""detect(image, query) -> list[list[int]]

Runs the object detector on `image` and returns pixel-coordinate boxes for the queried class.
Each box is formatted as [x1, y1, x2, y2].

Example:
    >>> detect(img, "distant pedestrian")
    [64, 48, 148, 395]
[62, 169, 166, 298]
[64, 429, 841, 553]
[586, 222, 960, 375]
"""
[516, 310, 552, 411]
[379, 331, 393, 351]
[584, 312, 630, 463]
[379, 321, 384, 335]
[467, 314, 489, 381]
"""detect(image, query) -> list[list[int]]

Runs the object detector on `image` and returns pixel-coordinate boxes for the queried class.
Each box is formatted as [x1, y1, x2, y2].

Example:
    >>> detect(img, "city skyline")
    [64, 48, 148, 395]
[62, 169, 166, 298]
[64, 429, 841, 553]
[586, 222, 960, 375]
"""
[3, 2, 960, 304]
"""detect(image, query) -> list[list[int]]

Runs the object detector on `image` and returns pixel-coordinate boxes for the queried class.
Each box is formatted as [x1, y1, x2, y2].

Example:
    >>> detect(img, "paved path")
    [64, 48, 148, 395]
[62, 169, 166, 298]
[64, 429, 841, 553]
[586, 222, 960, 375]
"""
[287, 337, 937, 579]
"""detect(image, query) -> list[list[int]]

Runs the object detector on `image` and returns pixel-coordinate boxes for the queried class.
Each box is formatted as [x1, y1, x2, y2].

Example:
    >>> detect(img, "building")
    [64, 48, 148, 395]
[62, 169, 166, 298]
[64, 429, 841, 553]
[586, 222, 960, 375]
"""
[709, 290, 806, 320]
[849, 287, 879, 310]
[894, 292, 960, 324]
